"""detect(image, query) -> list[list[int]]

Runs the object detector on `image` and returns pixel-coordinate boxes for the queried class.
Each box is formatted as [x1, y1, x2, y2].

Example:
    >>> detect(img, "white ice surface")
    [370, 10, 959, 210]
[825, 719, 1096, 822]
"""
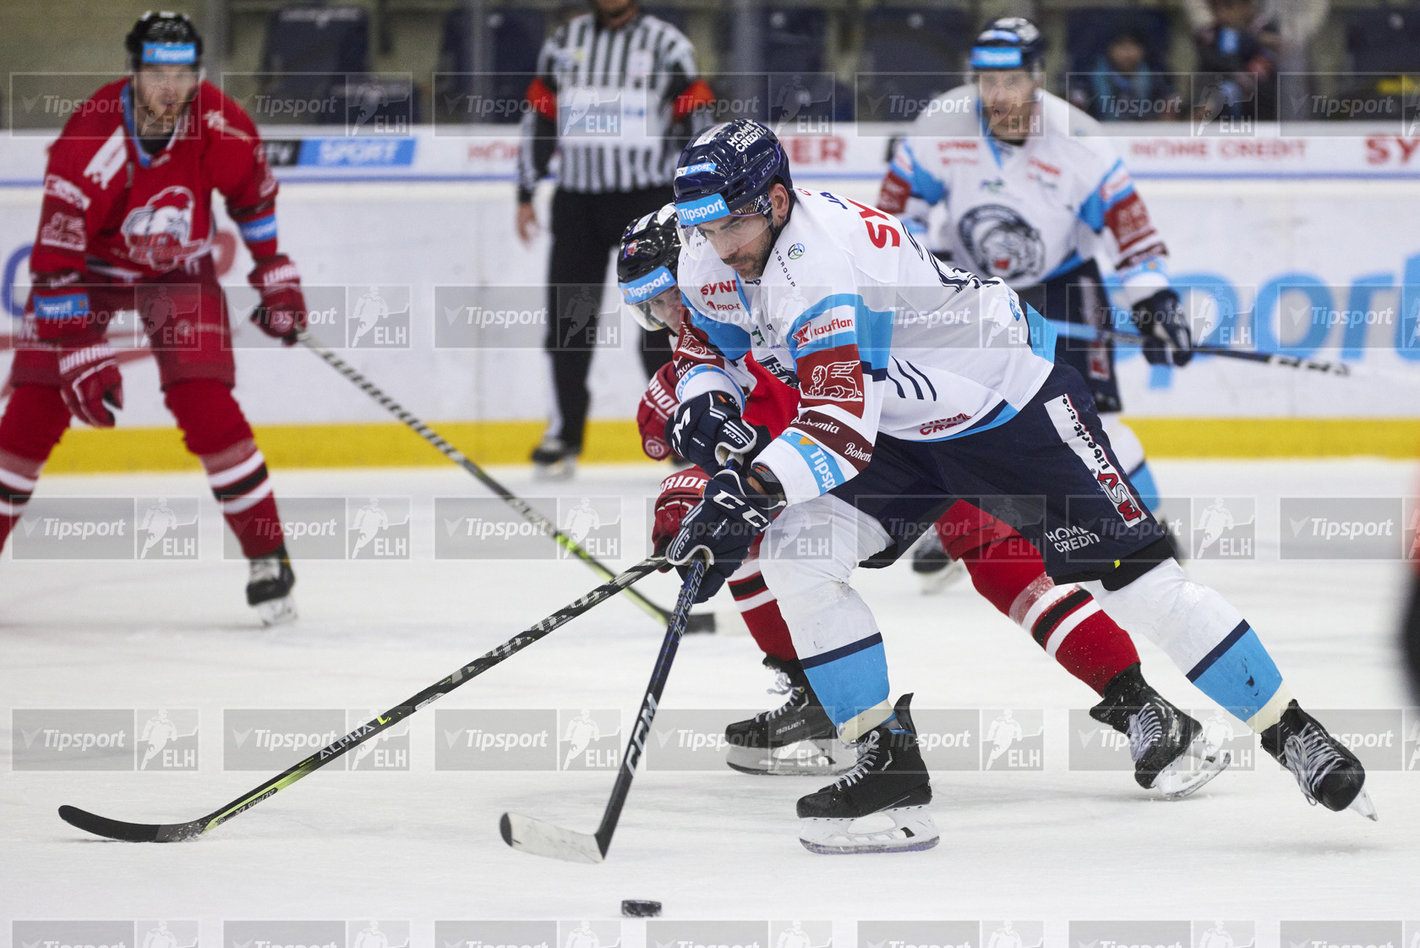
[2, 459, 1417, 941]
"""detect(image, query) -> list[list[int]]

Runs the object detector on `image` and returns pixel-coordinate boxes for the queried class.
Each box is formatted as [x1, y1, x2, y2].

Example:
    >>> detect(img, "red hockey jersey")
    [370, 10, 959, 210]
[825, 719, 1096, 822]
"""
[32, 78, 279, 290]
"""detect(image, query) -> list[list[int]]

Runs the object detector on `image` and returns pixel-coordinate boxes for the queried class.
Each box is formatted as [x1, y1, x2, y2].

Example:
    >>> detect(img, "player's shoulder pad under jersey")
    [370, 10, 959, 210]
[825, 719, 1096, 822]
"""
[783, 189, 889, 282]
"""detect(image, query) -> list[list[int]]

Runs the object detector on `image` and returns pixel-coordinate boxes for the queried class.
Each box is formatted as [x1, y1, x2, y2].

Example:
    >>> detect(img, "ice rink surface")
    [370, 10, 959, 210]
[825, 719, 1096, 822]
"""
[2, 457, 1417, 945]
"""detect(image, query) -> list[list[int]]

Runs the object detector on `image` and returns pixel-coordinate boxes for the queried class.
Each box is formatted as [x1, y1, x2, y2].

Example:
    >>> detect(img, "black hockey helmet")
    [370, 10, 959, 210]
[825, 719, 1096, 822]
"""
[970, 17, 1044, 73]
[618, 203, 681, 332]
[126, 11, 203, 71]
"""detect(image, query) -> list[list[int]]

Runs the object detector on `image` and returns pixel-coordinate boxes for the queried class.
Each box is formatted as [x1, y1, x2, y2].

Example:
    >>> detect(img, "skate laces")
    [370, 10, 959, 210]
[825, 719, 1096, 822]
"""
[757, 685, 808, 724]
[1126, 707, 1164, 764]
[248, 556, 284, 583]
[1282, 725, 1346, 805]
[832, 730, 884, 790]
[767, 670, 794, 696]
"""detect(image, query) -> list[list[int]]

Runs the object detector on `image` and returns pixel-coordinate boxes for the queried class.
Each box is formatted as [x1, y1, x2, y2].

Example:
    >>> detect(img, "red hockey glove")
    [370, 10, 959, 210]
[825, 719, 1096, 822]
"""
[248, 254, 307, 345]
[638, 362, 680, 460]
[58, 340, 124, 428]
[651, 468, 709, 559]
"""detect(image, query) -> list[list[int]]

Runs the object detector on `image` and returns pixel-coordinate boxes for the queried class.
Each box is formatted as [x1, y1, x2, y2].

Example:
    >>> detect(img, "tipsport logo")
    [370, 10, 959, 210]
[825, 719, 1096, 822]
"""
[1309, 709, 1405, 771]
[224, 709, 407, 772]
[434, 709, 557, 771]
[225, 919, 345, 948]
[645, 708, 733, 772]
[557, 708, 621, 771]
[648, 920, 768, 948]
[1280, 497, 1409, 560]
[12, 708, 198, 772]
[434, 919, 561, 948]
[857, 919, 1013, 948]
[911, 708, 1045, 772]
[1067, 708, 1254, 775]
[434, 497, 552, 560]
[1071, 919, 1191, 948]
[14, 920, 200, 948]
[1279, 920, 1404, 948]
[346, 496, 412, 560]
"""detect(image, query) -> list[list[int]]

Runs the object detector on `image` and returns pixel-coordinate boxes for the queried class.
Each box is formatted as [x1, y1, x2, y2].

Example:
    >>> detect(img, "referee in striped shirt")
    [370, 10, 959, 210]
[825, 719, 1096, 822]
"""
[516, 0, 714, 477]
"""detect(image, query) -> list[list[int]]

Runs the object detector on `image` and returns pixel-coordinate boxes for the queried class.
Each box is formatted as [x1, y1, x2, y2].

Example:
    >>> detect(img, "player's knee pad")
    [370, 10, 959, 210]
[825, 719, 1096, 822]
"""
[759, 494, 888, 618]
[163, 379, 255, 456]
[1082, 558, 1247, 670]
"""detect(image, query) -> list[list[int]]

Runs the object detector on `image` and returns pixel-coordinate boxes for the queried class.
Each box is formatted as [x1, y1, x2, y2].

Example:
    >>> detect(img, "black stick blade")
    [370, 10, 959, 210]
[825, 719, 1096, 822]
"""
[58, 805, 205, 843]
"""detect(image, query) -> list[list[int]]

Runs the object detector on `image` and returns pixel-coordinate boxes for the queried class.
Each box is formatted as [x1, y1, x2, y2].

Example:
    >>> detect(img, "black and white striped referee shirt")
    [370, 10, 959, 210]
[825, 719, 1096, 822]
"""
[516, 11, 714, 199]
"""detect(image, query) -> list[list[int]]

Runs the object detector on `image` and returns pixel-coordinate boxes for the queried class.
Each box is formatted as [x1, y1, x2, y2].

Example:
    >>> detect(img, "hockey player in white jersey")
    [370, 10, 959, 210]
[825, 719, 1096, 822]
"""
[877, 17, 1191, 526]
[663, 119, 1373, 854]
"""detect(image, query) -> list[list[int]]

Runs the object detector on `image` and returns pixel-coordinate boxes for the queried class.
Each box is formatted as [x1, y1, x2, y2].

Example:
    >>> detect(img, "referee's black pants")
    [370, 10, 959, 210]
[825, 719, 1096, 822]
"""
[544, 185, 675, 451]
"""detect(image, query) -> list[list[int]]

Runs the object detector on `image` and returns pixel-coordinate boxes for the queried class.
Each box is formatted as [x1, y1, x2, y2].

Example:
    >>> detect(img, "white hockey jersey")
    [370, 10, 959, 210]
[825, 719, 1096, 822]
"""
[878, 85, 1169, 308]
[675, 188, 1056, 506]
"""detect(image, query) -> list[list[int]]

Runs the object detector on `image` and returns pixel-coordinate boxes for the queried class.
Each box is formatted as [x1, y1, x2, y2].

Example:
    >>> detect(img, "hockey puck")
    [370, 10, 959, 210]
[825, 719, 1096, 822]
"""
[621, 899, 662, 917]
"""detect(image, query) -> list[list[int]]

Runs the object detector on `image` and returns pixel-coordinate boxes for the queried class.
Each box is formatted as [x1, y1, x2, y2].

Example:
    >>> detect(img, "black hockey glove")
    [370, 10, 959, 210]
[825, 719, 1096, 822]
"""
[665, 390, 762, 474]
[1130, 289, 1193, 367]
[665, 466, 785, 603]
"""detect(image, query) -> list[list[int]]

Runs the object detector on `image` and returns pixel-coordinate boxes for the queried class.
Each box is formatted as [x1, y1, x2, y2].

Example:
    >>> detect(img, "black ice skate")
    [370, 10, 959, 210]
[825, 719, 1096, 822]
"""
[910, 530, 965, 594]
[1261, 700, 1377, 820]
[530, 436, 578, 480]
[247, 546, 297, 626]
[724, 657, 853, 776]
[796, 694, 939, 854]
[1089, 663, 1231, 799]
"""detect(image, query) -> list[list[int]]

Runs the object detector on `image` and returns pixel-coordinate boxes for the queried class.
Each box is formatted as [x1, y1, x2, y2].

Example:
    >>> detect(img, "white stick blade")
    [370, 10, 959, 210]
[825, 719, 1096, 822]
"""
[499, 812, 605, 864]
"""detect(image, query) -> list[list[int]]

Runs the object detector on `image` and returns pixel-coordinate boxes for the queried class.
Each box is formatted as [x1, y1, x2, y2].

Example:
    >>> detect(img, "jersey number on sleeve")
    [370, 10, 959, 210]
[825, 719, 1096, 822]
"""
[820, 191, 901, 249]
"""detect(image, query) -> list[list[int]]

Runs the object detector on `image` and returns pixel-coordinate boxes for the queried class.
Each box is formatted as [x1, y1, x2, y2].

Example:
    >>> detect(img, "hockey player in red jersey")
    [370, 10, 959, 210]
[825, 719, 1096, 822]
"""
[0, 12, 306, 624]
[619, 205, 1229, 797]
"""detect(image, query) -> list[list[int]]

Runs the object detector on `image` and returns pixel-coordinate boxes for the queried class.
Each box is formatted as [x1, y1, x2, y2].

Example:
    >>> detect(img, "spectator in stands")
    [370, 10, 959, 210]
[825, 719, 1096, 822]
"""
[1068, 26, 1181, 121]
[1193, 0, 1280, 122]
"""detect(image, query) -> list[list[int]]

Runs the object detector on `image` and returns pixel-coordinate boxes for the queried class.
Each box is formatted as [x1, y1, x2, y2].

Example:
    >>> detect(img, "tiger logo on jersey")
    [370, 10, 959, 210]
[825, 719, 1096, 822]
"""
[957, 205, 1045, 283]
[120, 185, 205, 271]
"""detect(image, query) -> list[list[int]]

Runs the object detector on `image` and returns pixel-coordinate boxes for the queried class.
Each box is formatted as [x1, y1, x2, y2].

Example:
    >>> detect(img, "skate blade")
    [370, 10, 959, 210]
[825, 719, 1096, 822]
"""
[255, 595, 298, 627]
[917, 558, 966, 595]
[1154, 747, 1233, 800]
[1347, 788, 1379, 822]
[798, 805, 939, 855]
[726, 738, 854, 776]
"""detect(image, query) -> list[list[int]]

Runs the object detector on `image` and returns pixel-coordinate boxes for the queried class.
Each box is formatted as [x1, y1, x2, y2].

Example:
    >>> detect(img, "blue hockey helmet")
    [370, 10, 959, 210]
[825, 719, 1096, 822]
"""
[969, 17, 1044, 72]
[672, 119, 792, 228]
[617, 203, 682, 332]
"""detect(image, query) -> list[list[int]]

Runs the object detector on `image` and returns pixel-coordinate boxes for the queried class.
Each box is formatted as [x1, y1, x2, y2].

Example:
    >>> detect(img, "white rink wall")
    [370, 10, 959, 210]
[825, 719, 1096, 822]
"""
[1, 124, 1418, 429]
